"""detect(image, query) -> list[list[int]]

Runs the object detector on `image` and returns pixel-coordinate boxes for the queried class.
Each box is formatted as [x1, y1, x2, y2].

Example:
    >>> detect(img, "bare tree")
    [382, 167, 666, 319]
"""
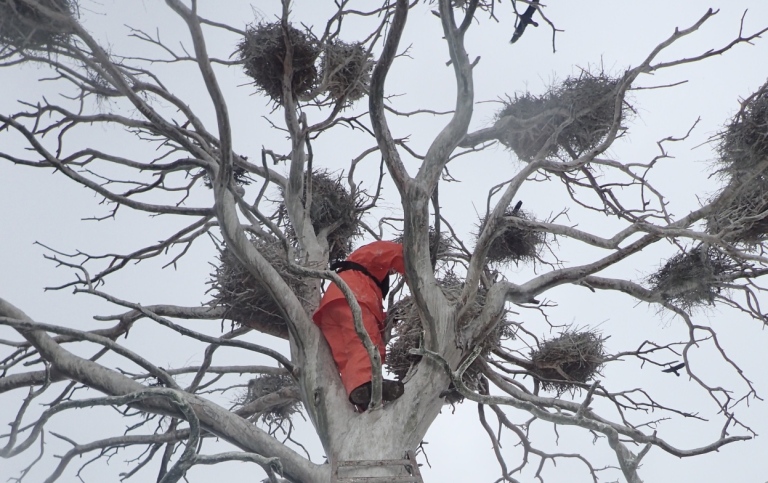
[2, 1, 768, 482]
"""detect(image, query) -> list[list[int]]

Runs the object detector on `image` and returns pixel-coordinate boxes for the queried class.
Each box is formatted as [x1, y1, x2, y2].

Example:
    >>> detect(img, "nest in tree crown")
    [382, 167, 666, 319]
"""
[238, 374, 301, 426]
[716, 80, 768, 177]
[385, 273, 515, 404]
[707, 175, 768, 245]
[278, 169, 361, 261]
[530, 329, 606, 395]
[647, 246, 736, 310]
[321, 40, 373, 104]
[207, 237, 309, 335]
[496, 73, 624, 162]
[477, 207, 546, 265]
[393, 227, 454, 261]
[707, 81, 768, 245]
[0, 0, 76, 50]
[237, 21, 319, 102]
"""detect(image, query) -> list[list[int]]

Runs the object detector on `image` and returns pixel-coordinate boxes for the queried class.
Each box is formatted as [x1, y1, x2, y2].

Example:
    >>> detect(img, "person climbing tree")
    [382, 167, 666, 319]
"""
[313, 240, 407, 408]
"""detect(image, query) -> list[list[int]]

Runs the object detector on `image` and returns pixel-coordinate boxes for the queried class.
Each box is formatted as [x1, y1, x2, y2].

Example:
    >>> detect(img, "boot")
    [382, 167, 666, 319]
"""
[349, 380, 404, 406]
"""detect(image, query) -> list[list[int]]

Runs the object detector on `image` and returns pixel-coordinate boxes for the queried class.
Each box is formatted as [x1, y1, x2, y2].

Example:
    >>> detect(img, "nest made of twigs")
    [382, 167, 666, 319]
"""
[321, 39, 373, 104]
[237, 21, 320, 102]
[476, 207, 546, 265]
[385, 273, 514, 404]
[393, 227, 455, 261]
[716, 80, 768, 177]
[530, 329, 605, 395]
[496, 73, 624, 162]
[278, 169, 361, 261]
[238, 374, 301, 426]
[0, 0, 76, 50]
[207, 236, 309, 334]
[707, 174, 768, 245]
[647, 245, 735, 309]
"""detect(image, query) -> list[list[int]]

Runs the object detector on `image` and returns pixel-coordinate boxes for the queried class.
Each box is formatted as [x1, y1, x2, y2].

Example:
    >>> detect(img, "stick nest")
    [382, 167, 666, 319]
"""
[647, 246, 735, 310]
[385, 273, 514, 404]
[393, 227, 455, 261]
[530, 329, 606, 395]
[278, 169, 361, 261]
[716, 80, 768, 177]
[477, 208, 546, 265]
[496, 73, 624, 162]
[707, 175, 768, 245]
[321, 40, 373, 104]
[207, 236, 310, 334]
[0, 0, 76, 50]
[238, 374, 301, 426]
[237, 21, 319, 102]
[708, 81, 768, 245]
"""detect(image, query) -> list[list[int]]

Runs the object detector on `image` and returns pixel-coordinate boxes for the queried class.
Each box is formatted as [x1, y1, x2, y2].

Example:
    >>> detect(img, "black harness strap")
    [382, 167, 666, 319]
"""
[330, 260, 390, 299]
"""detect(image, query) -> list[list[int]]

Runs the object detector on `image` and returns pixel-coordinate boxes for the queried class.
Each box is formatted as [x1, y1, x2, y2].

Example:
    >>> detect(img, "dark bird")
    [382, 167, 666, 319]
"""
[510, 0, 540, 44]
[661, 362, 686, 377]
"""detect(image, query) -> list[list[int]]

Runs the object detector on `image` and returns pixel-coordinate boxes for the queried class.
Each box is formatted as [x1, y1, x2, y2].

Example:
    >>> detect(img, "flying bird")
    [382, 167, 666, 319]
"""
[510, 0, 540, 44]
[661, 362, 686, 377]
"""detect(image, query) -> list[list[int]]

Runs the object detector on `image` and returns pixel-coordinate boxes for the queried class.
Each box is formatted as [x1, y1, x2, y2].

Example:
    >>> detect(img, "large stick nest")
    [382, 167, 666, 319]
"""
[237, 21, 320, 102]
[477, 207, 547, 265]
[0, 0, 76, 50]
[278, 169, 361, 261]
[707, 174, 768, 245]
[530, 329, 606, 395]
[237, 374, 301, 426]
[385, 273, 515, 404]
[716, 80, 768, 177]
[496, 73, 625, 162]
[647, 245, 735, 310]
[321, 39, 373, 104]
[207, 236, 310, 335]
[707, 80, 768, 245]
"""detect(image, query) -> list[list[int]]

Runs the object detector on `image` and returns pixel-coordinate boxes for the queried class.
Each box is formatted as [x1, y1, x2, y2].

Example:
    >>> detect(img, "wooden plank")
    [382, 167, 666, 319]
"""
[337, 459, 412, 467]
[334, 477, 421, 483]
[332, 450, 423, 483]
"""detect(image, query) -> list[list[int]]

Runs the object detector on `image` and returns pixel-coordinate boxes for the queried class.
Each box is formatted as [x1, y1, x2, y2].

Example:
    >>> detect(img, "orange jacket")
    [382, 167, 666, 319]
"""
[313, 241, 405, 325]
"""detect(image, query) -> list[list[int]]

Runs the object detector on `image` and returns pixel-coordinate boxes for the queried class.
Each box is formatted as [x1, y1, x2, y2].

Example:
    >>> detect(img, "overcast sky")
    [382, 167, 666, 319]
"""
[2, 1, 768, 482]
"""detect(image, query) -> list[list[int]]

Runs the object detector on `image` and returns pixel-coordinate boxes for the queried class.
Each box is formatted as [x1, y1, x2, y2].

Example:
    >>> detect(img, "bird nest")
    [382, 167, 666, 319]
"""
[277, 169, 361, 261]
[0, 0, 76, 50]
[237, 374, 301, 426]
[495, 73, 624, 162]
[237, 21, 319, 102]
[476, 207, 546, 265]
[393, 227, 455, 261]
[707, 174, 768, 245]
[530, 329, 606, 395]
[385, 273, 514, 404]
[647, 246, 735, 310]
[207, 236, 310, 337]
[320, 39, 373, 104]
[716, 80, 768, 177]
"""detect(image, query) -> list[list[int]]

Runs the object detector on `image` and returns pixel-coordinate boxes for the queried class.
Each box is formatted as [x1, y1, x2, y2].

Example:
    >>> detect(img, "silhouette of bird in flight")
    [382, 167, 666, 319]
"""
[661, 362, 686, 376]
[510, 0, 540, 44]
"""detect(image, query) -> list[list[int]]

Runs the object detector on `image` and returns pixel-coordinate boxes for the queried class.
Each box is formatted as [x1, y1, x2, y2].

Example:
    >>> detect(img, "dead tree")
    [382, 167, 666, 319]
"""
[1, 1, 767, 482]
